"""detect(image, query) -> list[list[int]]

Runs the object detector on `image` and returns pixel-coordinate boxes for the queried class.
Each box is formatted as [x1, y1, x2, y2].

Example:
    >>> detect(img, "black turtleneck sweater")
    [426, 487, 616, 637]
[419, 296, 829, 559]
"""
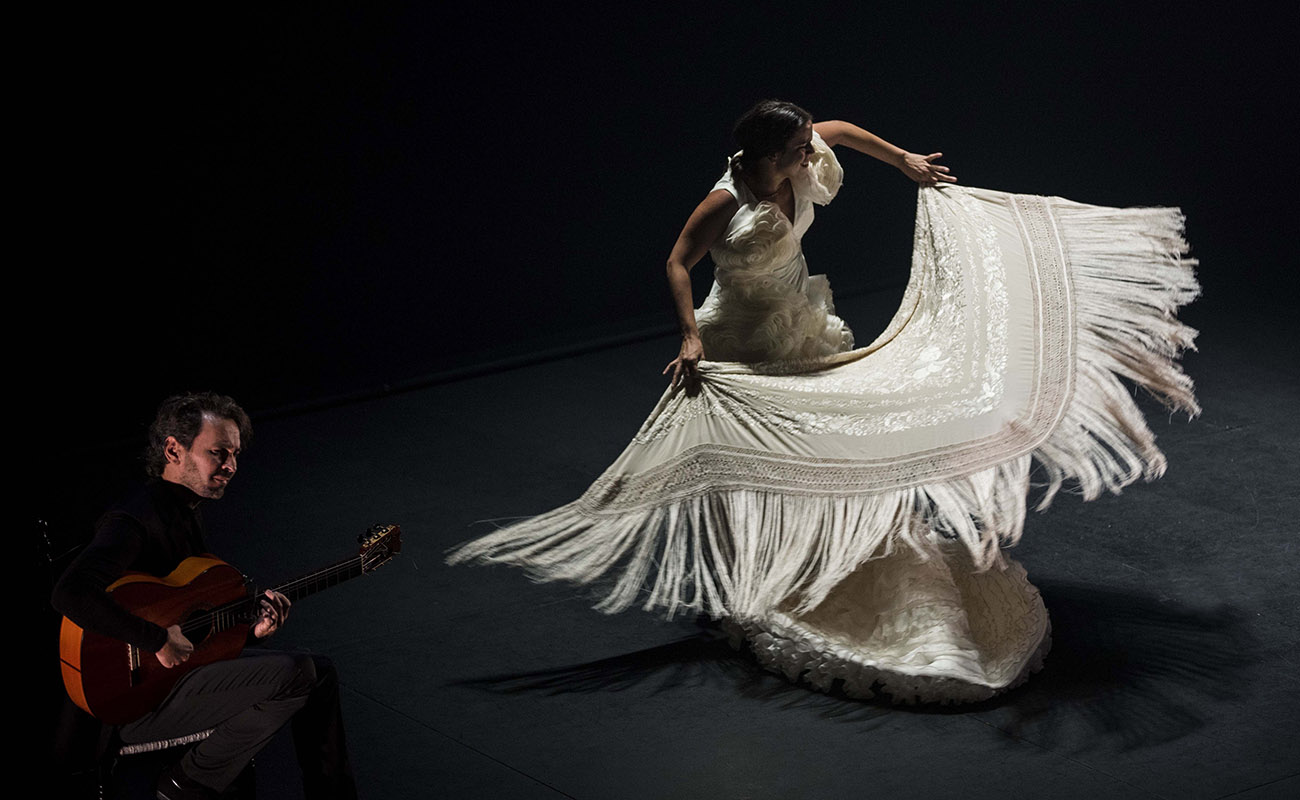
[52, 479, 211, 653]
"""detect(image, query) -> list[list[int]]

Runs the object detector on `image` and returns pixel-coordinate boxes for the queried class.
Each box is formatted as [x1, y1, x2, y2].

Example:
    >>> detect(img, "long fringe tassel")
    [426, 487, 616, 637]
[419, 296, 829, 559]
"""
[1037, 200, 1199, 508]
[449, 462, 1031, 620]
[447, 199, 1200, 620]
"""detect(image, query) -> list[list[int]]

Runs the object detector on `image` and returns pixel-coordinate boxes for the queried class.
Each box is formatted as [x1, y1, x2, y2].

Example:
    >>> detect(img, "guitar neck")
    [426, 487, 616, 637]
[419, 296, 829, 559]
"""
[269, 555, 368, 603]
[180, 524, 399, 641]
[191, 556, 368, 638]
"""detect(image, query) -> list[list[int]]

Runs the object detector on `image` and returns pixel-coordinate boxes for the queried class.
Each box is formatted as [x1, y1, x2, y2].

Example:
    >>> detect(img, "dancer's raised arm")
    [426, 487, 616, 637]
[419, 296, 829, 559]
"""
[813, 120, 956, 186]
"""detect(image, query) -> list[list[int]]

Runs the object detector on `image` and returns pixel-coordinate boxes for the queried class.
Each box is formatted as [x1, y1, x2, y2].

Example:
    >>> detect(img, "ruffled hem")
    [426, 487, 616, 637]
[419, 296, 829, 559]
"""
[727, 621, 1052, 705]
[724, 551, 1051, 705]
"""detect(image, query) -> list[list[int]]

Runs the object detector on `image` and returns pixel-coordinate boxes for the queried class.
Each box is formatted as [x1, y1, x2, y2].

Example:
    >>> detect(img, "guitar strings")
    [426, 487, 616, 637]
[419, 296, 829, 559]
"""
[177, 546, 393, 639]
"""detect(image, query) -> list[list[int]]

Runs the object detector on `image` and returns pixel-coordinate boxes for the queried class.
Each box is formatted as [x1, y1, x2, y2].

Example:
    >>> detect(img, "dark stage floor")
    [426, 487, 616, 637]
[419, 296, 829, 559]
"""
[79, 289, 1300, 799]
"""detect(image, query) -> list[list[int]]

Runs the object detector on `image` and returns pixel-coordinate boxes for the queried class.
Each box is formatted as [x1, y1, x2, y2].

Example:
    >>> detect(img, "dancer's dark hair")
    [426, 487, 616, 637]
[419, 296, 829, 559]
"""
[732, 100, 813, 170]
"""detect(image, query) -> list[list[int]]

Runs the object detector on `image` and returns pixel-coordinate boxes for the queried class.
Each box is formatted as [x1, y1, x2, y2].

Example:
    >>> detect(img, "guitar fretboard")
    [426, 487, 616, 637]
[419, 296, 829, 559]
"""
[178, 544, 392, 640]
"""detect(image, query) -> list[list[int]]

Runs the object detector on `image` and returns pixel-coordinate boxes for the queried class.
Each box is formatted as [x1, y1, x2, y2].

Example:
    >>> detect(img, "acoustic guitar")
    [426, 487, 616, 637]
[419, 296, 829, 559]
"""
[59, 523, 401, 724]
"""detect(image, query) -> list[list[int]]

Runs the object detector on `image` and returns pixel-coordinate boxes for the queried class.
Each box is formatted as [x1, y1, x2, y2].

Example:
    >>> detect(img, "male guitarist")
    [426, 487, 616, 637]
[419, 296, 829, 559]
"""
[52, 392, 356, 800]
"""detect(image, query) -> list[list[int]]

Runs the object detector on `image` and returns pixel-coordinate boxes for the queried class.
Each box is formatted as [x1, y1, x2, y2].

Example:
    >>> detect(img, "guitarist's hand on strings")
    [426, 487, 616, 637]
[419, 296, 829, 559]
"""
[253, 590, 291, 639]
[156, 624, 194, 668]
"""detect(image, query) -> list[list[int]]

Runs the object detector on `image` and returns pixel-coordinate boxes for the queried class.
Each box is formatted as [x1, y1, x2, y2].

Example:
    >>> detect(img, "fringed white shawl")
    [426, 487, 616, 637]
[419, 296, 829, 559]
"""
[449, 185, 1199, 621]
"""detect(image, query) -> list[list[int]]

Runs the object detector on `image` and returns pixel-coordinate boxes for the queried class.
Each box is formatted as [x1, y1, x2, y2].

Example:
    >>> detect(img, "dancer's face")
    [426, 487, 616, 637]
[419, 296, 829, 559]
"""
[772, 122, 814, 178]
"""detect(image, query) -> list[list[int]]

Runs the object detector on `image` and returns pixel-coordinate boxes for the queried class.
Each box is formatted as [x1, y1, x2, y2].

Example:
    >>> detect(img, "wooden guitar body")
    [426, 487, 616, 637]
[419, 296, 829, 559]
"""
[59, 523, 400, 724]
[60, 556, 252, 725]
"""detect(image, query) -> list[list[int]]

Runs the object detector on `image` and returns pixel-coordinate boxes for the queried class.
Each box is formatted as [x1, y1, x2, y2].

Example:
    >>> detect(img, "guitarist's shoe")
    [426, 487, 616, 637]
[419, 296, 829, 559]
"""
[155, 763, 219, 800]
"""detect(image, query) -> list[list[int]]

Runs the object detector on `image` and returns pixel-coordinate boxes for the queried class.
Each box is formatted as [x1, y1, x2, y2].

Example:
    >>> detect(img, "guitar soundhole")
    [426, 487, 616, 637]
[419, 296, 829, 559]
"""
[183, 609, 216, 648]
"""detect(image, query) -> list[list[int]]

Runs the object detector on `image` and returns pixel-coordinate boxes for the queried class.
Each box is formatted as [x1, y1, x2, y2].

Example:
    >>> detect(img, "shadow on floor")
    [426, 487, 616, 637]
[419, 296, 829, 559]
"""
[453, 621, 895, 727]
[993, 581, 1258, 750]
[453, 581, 1259, 749]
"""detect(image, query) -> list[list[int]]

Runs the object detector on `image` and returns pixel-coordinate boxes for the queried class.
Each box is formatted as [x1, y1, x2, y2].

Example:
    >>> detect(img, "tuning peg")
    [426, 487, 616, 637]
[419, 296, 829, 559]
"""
[359, 523, 395, 545]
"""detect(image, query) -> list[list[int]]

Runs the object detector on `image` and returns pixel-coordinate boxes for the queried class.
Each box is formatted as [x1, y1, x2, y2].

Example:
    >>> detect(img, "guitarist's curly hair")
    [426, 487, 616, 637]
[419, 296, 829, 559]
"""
[144, 392, 253, 477]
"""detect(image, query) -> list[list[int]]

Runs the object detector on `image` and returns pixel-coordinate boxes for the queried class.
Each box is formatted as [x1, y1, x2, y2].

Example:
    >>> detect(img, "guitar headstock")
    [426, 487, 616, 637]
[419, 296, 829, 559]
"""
[357, 524, 401, 573]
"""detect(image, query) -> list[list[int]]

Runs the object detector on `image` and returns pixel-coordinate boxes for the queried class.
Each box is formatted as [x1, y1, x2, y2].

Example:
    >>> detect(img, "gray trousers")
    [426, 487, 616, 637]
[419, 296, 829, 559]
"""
[119, 650, 355, 798]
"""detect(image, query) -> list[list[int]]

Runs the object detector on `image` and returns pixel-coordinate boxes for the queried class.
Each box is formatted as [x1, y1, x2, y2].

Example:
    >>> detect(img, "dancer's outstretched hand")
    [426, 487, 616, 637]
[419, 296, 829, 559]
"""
[900, 152, 957, 186]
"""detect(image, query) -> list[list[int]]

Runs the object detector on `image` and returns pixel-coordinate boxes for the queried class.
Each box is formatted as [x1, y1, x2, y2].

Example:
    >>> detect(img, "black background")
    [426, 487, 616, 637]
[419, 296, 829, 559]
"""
[30, 2, 1293, 453]
[34, 8, 1298, 791]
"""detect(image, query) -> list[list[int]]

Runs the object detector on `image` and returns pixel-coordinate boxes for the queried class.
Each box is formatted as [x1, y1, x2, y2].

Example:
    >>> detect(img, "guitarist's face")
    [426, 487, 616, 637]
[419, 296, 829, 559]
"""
[164, 415, 243, 499]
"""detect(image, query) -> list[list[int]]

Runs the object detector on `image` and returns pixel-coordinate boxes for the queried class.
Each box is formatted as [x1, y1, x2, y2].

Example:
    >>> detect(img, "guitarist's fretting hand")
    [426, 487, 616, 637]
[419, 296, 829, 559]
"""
[157, 624, 194, 668]
[253, 590, 292, 639]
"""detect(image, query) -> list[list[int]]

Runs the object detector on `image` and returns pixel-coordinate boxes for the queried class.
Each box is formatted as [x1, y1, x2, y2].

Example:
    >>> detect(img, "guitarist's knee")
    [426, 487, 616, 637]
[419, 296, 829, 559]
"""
[279, 653, 339, 700]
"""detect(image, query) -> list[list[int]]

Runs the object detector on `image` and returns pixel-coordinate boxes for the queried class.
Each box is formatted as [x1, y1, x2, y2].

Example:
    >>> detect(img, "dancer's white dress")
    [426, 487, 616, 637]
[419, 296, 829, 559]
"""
[450, 133, 1199, 703]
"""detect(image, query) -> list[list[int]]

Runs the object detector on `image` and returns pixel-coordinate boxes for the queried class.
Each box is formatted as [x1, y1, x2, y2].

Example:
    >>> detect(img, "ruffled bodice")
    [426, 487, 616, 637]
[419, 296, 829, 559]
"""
[696, 131, 854, 363]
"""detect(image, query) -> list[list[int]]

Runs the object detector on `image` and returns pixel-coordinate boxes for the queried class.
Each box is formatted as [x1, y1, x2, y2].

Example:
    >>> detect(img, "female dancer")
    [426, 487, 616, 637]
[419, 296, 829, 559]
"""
[451, 100, 1198, 703]
[664, 100, 953, 388]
